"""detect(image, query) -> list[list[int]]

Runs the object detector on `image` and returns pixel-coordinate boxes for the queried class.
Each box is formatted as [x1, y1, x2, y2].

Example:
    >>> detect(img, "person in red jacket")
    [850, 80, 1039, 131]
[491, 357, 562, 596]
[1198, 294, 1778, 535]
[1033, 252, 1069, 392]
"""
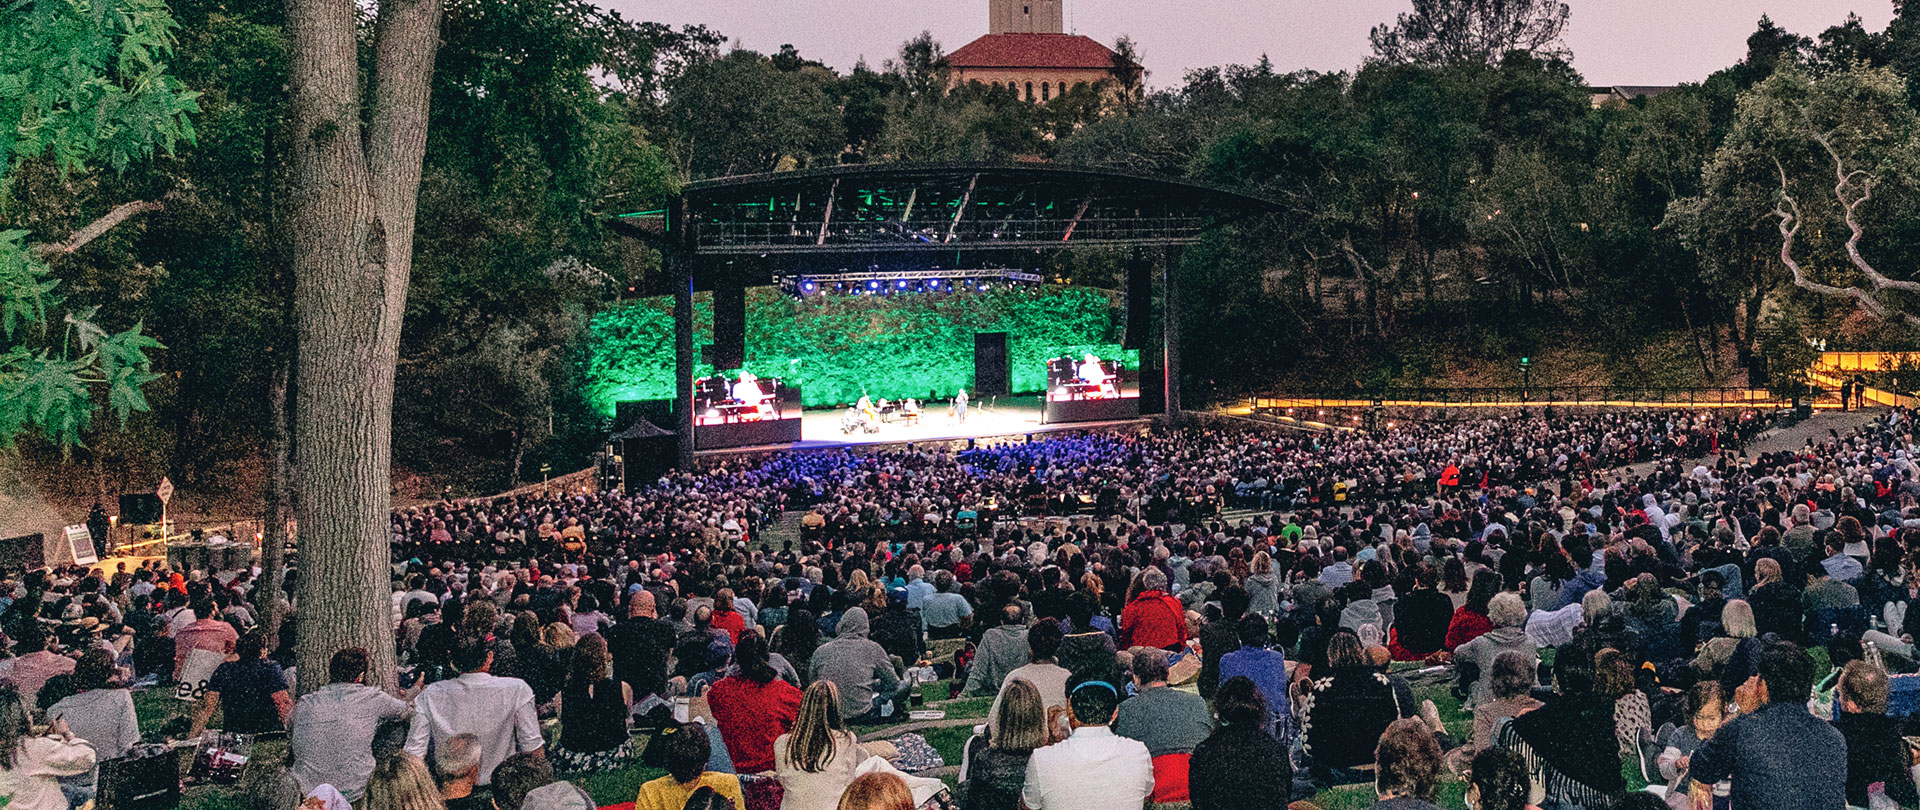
[1121, 569, 1188, 651]
[705, 632, 801, 773]
[710, 588, 747, 645]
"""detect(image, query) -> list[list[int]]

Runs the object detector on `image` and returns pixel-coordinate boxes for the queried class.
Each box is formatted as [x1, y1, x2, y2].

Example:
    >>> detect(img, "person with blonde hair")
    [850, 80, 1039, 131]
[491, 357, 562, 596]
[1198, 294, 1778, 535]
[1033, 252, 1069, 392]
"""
[836, 772, 915, 810]
[775, 682, 868, 810]
[1693, 599, 1756, 693]
[957, 678, 1047, 810]
[363, 753, 447, 810]
[1246, 551, 1280, 617]
[1746, 557, 1800, 640]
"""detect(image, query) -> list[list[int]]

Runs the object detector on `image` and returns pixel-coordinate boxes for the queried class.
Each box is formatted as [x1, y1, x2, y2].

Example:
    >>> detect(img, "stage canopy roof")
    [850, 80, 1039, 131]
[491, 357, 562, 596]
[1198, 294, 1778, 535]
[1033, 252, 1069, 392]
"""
[611, 163, 1283, 264]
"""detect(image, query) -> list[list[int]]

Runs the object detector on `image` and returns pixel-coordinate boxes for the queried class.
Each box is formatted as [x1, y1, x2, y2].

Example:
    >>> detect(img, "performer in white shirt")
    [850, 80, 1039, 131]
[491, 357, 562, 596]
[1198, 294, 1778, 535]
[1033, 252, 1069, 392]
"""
[1078, 353, 1116, 397]
[731, 372, 773, 417]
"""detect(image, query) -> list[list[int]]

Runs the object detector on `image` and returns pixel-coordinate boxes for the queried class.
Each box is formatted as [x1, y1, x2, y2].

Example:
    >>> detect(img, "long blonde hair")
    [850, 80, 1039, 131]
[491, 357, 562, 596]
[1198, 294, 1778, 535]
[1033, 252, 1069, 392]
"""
[1252, 551, 1274, 576]
[991, 678, 1047, 752]
[363, 753, 445, 810]
[787, 681, 850, 773]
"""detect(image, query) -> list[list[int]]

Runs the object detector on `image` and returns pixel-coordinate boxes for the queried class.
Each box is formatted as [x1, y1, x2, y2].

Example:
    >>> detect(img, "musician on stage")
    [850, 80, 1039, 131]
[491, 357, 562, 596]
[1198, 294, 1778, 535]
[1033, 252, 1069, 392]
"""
[857, 394, 879, 424]
[1078, 353, 1117, 398]
[954, 389, 968, 423]
[732, 371, 773, 417]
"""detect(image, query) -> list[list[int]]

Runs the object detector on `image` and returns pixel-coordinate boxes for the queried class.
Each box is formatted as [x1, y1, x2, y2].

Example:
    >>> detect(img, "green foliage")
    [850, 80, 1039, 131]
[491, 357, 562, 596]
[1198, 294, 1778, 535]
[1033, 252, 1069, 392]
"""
[584, 286, 1136, 413]
[0, 0, 194, 447]
[0, 0, 200, 176]
[1673, 64, 1920, 342]
[664, 49, 846, 177]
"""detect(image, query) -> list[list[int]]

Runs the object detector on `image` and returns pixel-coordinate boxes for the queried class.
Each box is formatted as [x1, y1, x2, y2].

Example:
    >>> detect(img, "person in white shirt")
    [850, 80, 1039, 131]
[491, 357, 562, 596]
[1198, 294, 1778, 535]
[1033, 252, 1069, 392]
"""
[0, 687, 95, 810]
[1019, 677, 1153, 810]
[404, 638, 544, 786]
[987, 622, 1069, 734]
[292, 648, 412, 800]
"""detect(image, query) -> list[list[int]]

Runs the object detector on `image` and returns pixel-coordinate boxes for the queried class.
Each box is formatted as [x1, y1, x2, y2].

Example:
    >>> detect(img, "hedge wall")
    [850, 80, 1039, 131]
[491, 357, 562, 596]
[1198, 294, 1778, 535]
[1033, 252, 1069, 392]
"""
[584, 285, 1137, 413]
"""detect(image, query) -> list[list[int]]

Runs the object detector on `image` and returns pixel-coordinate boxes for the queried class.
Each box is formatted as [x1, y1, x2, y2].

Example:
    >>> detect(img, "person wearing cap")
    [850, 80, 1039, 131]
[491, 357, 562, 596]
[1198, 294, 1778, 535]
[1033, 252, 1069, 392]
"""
[1019, 675, 1153, 810]
[867, 587, 924, 668]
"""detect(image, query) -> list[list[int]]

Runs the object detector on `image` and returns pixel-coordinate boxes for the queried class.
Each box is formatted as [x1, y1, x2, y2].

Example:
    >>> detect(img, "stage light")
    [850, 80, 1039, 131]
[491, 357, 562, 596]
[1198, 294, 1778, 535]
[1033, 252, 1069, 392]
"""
[802, 282, 816, 292]
[929, 279, 940, 287]
[868, 280, 880, 289]
[896, 280, 908, 288]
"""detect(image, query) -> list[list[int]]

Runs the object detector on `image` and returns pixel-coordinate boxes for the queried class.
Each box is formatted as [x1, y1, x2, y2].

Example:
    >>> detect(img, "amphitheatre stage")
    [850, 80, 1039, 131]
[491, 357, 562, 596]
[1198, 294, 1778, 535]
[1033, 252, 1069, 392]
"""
[695, 390, 1149, 456]
[607, 162, 1282, 468]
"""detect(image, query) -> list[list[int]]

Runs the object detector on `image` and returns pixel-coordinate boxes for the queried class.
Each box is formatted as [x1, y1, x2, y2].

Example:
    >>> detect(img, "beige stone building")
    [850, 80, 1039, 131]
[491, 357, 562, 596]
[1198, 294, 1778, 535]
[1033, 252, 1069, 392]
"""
[948, 0, 1138, 104]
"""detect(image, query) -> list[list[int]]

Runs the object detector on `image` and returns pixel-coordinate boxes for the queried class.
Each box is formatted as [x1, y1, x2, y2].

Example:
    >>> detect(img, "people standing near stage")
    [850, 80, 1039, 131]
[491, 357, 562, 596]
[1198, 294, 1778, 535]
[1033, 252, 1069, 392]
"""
[955, 389, 968, 422]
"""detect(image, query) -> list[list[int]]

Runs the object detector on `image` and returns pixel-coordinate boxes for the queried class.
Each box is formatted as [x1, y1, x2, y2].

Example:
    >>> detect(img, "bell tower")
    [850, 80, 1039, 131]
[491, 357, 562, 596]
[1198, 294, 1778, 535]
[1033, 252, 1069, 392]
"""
[989, 0, 1064, 35]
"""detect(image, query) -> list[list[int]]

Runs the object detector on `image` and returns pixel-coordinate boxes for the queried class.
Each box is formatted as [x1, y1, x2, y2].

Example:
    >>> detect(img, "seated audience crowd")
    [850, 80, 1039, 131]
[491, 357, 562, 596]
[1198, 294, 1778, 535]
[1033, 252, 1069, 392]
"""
[16, 405, 1920, 810]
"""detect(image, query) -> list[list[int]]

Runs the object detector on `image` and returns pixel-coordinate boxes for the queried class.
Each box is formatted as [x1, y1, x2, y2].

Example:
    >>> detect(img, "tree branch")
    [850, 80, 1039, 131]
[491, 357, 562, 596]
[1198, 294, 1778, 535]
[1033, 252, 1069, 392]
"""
[1808, 125, 1920, 296]
[1774, 161, 1920, 329]
[30, 197, 169, 259]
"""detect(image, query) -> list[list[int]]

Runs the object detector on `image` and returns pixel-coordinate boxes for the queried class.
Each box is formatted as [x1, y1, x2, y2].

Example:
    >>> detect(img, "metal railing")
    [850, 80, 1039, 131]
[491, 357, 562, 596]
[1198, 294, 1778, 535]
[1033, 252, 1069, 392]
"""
[1249, 385, 1788, 410]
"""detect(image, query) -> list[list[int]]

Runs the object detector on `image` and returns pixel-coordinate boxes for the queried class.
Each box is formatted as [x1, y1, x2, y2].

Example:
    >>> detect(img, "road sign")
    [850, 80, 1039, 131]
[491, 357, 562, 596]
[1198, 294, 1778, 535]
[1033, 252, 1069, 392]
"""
[156, 477, 174, 504]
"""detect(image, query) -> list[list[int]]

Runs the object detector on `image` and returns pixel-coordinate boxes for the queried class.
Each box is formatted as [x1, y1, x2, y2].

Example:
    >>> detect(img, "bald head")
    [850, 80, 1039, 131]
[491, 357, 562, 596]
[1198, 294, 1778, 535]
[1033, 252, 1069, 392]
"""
[629, 589, 657, 618]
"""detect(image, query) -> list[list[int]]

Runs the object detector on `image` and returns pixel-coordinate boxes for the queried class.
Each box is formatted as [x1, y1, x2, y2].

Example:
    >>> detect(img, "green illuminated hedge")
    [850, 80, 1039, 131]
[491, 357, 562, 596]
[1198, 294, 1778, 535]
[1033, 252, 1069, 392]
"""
[584, 285, 1137, 412]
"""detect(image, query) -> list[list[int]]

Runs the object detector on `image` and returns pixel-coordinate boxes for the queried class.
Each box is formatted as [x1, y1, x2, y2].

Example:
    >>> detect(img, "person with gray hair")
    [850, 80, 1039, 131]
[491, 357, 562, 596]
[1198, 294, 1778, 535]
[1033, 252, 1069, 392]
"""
[903, 564, 933, 609]
[1113, 649, 1211, 781]
[963, 604, 1031, 696]
[1121, 569, 1186, 650]
[921, 570, 973, 640]
[432, 733, 488, 810]
[1451, 592, 1537, 710]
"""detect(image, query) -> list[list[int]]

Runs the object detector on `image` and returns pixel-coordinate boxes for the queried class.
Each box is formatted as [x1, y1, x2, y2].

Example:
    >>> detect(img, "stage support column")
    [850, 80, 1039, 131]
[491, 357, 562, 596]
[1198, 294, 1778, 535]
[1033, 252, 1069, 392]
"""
[1162, 243, 1184, 417]
[672, 251, 696, 468]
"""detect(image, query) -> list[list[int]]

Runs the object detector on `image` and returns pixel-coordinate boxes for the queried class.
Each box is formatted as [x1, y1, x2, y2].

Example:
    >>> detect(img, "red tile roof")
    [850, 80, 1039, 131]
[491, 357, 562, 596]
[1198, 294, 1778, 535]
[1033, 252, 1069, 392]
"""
[947, 33, 1121, 70]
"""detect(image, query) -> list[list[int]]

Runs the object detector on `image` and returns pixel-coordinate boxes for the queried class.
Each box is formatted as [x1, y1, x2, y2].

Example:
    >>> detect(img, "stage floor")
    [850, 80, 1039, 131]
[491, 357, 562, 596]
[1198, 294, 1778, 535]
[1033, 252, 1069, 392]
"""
[696, 394, 1150, 455]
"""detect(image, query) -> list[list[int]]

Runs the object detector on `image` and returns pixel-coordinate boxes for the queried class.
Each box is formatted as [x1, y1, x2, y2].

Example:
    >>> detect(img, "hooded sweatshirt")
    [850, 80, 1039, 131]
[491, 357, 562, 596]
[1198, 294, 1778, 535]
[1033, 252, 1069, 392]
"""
[808, 607, 900, 718]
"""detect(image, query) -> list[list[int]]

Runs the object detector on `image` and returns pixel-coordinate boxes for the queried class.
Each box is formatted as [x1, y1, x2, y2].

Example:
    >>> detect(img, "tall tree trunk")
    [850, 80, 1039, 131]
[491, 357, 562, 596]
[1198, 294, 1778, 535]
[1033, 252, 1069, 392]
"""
[1677, 295, 1715, 382]
[508, 428, 523, 490]
[258, 359, 293, 649]
[284, 0, 441, 694]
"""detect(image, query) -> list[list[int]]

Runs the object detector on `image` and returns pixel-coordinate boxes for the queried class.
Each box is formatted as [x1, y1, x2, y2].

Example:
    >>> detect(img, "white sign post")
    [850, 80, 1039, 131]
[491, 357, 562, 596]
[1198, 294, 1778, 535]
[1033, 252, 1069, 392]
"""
[64, 524, 98, 565]
[155, 477, 174, 542]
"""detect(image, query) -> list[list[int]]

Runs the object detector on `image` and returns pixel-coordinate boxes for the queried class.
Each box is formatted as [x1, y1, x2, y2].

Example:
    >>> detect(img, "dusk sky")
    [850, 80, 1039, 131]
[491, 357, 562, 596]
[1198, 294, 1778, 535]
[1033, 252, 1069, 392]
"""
[610, 0, 1899, 88]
